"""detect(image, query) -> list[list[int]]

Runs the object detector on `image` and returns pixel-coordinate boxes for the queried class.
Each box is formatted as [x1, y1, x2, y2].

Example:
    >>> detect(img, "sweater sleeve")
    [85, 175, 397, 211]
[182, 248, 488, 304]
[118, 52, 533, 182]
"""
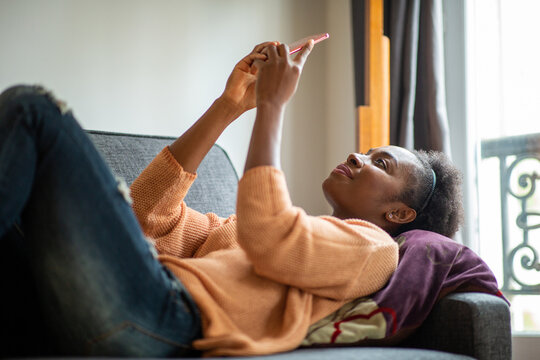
[236, 166, 399, 301]
[130, 147, 233, 258]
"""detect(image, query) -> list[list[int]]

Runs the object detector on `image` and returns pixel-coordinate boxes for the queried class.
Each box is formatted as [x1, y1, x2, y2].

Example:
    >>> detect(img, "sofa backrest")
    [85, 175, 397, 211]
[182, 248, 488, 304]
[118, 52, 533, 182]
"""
[87, 130, 238, 218]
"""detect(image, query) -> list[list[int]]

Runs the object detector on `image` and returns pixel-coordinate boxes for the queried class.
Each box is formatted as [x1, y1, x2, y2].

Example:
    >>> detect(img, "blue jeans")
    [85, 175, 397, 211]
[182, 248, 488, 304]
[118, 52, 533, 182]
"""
[0, 85, 202, 357]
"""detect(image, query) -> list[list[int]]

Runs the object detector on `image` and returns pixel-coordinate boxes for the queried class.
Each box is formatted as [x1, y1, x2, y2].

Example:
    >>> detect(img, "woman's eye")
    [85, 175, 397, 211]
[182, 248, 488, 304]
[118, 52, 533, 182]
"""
[375, 158, 387, 169]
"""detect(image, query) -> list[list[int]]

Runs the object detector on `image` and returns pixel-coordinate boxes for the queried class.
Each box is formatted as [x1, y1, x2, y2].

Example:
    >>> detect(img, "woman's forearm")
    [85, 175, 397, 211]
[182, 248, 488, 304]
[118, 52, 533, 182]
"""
[169, 97, 240, 174]
[243, 42, 312, 173]
[243, 103, 285, 173]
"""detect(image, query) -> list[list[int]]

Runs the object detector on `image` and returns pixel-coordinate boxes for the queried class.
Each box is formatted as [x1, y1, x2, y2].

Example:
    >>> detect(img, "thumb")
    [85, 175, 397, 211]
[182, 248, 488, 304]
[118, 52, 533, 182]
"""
[293, 39, 314, 68]
[251, 58, 265, 74]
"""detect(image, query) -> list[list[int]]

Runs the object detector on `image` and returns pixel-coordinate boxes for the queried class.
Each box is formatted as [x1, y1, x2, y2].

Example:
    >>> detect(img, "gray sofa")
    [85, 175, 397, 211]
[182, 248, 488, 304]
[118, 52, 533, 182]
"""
[1, 130, 511, 359]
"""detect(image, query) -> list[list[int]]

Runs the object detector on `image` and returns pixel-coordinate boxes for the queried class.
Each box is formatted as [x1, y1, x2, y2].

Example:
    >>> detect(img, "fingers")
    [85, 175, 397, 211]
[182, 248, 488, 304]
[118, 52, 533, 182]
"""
[253, 41, 279, 62]
[276, 43, 289, 57]
[293, 39, 314, 67]
[251, 38, 312, 64]
[251, 57, 264, 74]
[243, 41, 279, 67]
[248, 53, 267, 62]
[252, 57, 266, 73]
[264, 43, 279, 60]
[251, 39, 310, 73]
[253, 45, 276, 73]
[248, 42, 279, 72]
[253, 41, 278, 54]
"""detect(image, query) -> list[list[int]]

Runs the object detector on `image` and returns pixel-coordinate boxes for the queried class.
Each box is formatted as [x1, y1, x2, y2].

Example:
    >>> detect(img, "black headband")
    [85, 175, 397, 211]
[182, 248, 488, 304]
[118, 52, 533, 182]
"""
[418, 169, 436, 213]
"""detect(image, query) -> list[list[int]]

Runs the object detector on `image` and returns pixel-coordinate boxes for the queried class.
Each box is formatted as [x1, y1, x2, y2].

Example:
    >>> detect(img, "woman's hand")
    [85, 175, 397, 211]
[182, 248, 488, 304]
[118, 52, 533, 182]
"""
[220, 41, 278, 116]
[243, 41, 314, 173]
[253, 41, 313, 109]
[169, 41, 281, 173]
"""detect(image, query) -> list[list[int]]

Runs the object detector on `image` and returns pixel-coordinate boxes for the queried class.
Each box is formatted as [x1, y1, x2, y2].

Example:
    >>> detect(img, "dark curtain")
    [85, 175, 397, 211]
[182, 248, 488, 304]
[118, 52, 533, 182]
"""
[386, 0, 451, 154]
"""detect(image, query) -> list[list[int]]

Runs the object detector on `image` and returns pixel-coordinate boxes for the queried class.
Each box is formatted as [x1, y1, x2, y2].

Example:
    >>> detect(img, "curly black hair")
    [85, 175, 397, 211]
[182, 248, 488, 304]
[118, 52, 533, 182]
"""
[395, 150, 464, 239]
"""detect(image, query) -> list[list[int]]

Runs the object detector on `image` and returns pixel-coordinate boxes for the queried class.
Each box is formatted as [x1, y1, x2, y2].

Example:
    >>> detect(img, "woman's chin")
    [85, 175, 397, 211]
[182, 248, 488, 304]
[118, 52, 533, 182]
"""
[321, 177, 333, 199]
[321, 180, 338, 211]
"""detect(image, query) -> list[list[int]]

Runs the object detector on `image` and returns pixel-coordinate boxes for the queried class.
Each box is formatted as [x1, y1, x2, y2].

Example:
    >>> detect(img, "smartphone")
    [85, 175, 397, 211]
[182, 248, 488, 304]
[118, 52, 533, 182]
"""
[288, 33, 329, 55]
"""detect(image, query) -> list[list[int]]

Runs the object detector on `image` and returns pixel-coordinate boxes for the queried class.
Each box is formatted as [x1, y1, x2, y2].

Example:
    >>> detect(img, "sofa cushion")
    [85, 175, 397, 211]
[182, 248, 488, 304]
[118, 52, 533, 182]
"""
[88, 131, 238, 218]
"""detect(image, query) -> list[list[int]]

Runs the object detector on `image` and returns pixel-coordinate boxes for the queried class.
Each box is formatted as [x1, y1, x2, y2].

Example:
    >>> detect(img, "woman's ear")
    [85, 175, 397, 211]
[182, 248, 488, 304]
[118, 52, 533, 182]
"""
[385, 205, 416, 224]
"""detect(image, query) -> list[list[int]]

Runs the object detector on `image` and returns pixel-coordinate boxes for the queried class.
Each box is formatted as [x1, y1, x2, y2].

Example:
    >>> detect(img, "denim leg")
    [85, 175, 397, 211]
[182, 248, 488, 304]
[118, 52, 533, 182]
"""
[0, 223, 56, 356]
[0, 85, 202, 356]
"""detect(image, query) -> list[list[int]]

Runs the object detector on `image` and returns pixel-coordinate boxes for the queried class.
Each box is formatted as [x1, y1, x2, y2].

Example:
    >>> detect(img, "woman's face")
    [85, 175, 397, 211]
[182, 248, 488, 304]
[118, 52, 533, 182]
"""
[322, 145, 421, 230]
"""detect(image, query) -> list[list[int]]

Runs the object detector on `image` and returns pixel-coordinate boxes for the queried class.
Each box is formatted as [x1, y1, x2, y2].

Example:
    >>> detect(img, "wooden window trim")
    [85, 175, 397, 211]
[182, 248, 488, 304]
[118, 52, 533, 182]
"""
[352, 0, 390, 153]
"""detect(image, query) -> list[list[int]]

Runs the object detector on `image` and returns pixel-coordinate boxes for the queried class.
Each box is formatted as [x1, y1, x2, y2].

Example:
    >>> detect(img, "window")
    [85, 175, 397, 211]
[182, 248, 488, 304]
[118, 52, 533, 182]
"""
[467, 0, 540, 332]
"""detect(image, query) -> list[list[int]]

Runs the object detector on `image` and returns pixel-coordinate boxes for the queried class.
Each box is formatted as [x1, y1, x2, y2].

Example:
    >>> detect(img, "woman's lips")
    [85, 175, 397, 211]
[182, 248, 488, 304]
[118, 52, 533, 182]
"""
[332, 164, 353, 179]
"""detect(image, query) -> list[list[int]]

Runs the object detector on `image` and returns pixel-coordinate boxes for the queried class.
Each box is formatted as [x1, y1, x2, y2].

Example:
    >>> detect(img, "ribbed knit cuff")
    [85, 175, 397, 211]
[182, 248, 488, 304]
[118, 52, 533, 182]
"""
[130, 146, 197, 209]
[162, 146, 197, 179]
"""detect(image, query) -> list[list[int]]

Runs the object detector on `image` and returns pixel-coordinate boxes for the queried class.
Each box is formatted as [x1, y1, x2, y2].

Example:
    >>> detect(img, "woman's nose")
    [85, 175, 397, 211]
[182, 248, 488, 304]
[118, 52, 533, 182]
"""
[347, 153, 365, 168]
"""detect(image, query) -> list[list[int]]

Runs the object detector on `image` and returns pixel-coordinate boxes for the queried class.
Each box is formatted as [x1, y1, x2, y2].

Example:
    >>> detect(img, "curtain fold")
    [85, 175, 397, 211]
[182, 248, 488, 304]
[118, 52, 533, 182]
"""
[387, 0, 451, 154]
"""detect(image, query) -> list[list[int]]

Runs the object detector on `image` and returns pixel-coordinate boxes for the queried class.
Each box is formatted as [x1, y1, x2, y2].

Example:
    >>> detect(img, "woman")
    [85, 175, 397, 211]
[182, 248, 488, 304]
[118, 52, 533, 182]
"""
[0, 41, 463, 357]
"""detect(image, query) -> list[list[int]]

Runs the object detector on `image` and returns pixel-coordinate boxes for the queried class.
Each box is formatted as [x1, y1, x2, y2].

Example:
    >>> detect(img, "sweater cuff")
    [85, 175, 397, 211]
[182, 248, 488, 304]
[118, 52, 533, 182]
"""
[162, 146, 198, 179]
[237, 166, 292, 216]
[130, 146, 197, 205]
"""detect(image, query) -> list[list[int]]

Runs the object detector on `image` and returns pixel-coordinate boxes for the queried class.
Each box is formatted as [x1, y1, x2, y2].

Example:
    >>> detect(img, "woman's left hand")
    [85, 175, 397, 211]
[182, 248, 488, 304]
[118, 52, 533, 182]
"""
[220, 41, 278, 116]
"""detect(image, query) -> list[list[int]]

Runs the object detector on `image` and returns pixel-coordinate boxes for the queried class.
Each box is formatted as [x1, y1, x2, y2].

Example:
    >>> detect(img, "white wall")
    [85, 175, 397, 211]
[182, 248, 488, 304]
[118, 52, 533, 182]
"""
[325, 0, 356, 195]
[0, 0, 356, 215]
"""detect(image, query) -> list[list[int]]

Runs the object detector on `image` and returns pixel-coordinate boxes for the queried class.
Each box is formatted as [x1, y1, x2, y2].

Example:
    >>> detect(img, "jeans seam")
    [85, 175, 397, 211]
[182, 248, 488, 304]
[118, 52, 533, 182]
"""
[169, 289, 191, 313]
[85, 320, 193, 353]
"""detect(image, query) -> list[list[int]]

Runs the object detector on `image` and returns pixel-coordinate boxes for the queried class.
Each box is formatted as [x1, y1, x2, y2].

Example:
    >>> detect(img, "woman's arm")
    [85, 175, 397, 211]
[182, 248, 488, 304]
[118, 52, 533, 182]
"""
[243, 42, 313, 172]
[237, 42, 398, 299]
[131, 42, 275, 257]
[170, 42, 276, 174]
[237, 168, 398, 300]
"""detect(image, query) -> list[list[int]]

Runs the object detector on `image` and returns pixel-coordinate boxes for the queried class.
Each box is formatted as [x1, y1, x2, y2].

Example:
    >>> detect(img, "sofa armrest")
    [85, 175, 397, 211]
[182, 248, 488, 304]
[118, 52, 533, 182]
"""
[401, 292, 511, 360]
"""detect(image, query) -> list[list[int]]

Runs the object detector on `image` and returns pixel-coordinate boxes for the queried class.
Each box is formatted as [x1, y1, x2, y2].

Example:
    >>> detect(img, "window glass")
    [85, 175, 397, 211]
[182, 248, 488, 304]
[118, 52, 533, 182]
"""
[468, 0, 540, 332]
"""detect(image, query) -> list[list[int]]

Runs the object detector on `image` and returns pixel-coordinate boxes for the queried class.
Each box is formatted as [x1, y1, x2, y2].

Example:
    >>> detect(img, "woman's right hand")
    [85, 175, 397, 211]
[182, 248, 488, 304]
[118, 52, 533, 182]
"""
[253, 41, 313, 109]
[243, 41, 313, 173]
[220, 41, 278, 117]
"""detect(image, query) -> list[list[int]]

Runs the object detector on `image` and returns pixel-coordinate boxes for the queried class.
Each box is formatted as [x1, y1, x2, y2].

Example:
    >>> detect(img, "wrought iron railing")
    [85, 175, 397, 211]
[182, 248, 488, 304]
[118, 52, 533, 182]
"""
[481, 133, 540, 294]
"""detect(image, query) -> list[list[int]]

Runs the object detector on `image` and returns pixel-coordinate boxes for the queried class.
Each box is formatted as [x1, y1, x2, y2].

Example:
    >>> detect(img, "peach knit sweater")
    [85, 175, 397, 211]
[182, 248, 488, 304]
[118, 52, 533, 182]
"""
[130, 147, 398, 357]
